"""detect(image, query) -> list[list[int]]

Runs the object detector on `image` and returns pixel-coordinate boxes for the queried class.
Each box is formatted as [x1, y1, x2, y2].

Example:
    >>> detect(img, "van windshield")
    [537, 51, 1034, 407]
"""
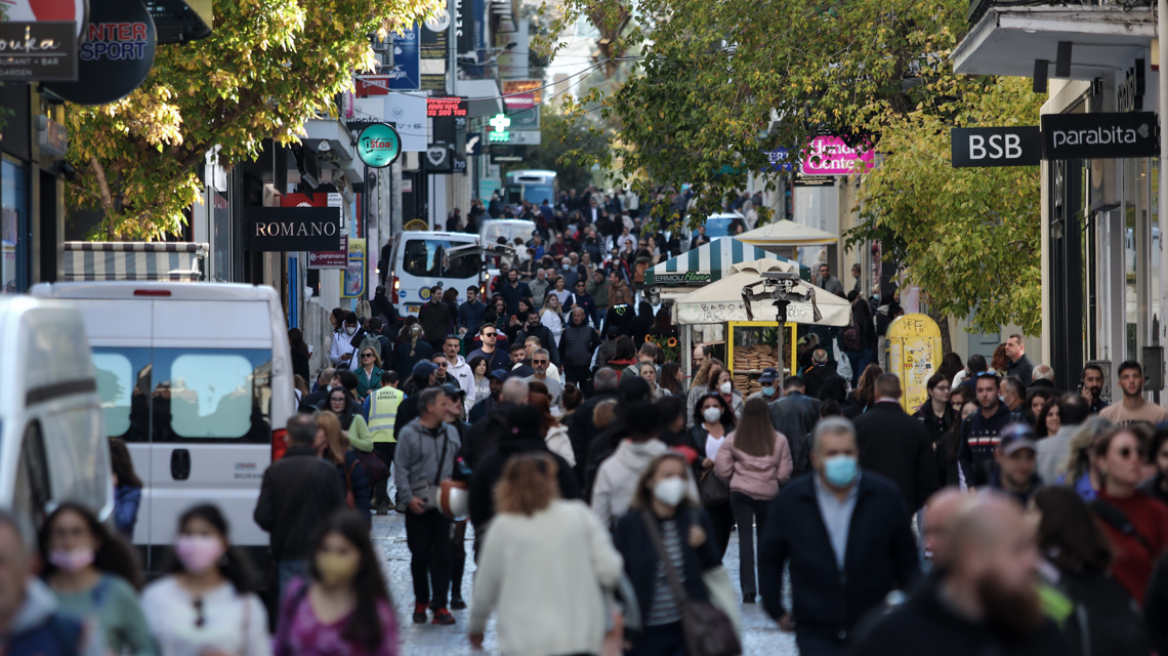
[402, 239, 478, 279]
[481, 222, 535, 247]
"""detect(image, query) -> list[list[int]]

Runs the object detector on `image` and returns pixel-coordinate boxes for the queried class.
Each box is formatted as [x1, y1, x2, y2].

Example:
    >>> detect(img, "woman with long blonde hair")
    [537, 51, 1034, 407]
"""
[469, 453, 622, 655]
[1058, 417, 1115, 500]
[315, 411, 372, 521]
[685, 357, 724, 428]
[540, 293, 565, 347]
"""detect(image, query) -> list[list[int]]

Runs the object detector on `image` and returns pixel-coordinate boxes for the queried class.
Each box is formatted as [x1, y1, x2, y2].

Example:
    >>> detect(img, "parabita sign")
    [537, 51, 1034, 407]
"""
[246, 207, 342, 251]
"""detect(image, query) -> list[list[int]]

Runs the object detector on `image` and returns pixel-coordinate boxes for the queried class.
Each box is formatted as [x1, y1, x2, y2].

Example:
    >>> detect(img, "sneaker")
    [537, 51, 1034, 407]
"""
[450, 596, 467, 610]
[432, 608, 456, 625]
[412, 602, 428, 623]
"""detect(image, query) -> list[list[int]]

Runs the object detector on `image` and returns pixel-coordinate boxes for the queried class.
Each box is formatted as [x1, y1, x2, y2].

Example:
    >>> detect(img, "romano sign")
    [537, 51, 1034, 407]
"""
[1041, 111, 1159, 160]
[246, 207, 342, 252]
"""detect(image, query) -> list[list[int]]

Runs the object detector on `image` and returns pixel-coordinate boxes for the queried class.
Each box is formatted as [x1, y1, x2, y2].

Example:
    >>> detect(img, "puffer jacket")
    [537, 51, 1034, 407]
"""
[560, 322, 601, 367]
[713, 430, 793, 500]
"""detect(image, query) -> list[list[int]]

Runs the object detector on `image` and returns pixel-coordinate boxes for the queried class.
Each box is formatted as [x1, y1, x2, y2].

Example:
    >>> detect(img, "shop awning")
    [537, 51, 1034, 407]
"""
[734, 220, 837, 247]
[63, 242, 206, 281]
[644, 237, 805, 286]
[673, 259, 851, 326]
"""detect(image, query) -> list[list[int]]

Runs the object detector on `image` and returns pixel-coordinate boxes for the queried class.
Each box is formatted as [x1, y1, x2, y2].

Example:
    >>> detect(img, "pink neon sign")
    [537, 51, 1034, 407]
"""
[801, 136, 874, 175]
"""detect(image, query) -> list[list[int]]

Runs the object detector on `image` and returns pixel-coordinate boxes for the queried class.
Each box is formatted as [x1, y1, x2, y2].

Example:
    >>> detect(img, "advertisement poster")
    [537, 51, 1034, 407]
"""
[343, 238, 367, 298]
[389, 24, 420, 90]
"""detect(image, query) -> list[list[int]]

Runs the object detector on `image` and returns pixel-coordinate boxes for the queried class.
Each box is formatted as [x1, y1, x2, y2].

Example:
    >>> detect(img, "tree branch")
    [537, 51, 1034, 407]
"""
[89, 157, 117, 240]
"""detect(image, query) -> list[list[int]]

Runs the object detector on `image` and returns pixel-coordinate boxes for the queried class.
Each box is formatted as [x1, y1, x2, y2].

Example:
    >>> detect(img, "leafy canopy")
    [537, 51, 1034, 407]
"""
[68, 0, 443, 240]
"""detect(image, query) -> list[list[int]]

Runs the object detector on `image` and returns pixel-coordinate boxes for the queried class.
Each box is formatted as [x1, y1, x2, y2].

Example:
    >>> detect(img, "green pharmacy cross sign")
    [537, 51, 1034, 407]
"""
[489, 113, 511, 142]
[357, 123, 402, 168]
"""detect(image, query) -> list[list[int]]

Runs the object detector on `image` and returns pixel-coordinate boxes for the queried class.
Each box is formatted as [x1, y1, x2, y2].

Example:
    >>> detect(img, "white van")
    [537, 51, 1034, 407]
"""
[31, 282, 294, 571]
[480, 219, 536, 250]
[0, 296, 111, 544]
[391, 231, 481, 314]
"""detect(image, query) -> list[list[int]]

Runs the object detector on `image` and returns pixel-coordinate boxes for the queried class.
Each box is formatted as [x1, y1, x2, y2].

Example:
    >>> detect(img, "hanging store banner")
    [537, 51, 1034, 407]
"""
[343, 238, 367, 298]
[389, 24, 420, 90]
[951, 126, 1042, 168]
[419, 10, 449, 91]
[502, 79, 543, 103]
[0, 21, 79, 82]
[1041, 111, 1159, 160]
[455, 0, 474, 53]
[3, 0, 88, 37]
[801, 136, 874, 175]
[356, 123, 402, 168]
[45, 0, 156, 105]
[246, 207, 342, 251]
[383, 92, 427, 152]
[308, 235, 348, 269]
[425, 141, 454, 172]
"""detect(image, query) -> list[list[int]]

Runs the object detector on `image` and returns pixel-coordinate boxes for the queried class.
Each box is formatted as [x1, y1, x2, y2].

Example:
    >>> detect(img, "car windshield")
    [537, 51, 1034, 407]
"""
[481, 222, 535, 246]
[402, 239, 479, 279]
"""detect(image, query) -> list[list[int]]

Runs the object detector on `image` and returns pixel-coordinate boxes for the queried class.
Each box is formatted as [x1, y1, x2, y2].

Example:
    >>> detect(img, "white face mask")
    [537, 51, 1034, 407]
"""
[653, 477, 687, 507]
[703, 407, 723, 424]
[719, 382, 732, 395]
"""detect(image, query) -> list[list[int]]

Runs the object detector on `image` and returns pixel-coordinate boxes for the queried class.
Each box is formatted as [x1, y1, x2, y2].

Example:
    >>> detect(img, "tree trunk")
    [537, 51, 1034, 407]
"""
[927, 304, 952, 356]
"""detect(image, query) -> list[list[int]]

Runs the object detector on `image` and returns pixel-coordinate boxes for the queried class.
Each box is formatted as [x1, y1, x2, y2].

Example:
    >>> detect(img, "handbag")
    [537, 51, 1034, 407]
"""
[697, 465, 730, 506]
[641, 511, 742, 656]
[357, 449, 389, 485]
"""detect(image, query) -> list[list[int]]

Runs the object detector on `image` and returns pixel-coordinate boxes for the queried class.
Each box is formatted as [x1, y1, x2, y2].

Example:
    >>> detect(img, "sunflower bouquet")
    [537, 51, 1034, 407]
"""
[646, 334, 681, 363]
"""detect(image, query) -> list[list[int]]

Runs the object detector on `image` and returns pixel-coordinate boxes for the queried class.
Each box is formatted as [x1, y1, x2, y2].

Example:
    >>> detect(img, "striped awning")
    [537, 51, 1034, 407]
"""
[63, 242, 206, 281]
[645, 237, 804, 286]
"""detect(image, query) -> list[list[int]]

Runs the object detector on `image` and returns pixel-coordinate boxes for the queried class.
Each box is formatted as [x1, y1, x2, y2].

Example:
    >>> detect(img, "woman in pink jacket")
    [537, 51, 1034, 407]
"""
[714, 396, 793, 603]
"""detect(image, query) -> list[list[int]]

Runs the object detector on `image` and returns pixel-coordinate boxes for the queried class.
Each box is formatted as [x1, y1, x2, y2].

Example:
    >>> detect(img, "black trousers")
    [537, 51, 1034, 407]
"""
[706, 500, 736, 559]
[565, 364, 594, 396]
[405, 509, 452, 608]
[450, 519, 467, 600]
[730, 491, 771, 596]
[373, 442, 396, 504]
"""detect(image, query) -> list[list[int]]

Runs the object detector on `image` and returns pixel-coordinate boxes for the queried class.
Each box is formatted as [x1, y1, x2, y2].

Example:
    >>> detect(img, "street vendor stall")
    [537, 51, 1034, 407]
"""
[673, 259, 852, 395]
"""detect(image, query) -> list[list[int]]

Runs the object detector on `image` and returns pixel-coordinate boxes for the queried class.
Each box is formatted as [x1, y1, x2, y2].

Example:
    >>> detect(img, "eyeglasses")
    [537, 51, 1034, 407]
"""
[435, 362, 448, 368]
[330, 397, 346, 405]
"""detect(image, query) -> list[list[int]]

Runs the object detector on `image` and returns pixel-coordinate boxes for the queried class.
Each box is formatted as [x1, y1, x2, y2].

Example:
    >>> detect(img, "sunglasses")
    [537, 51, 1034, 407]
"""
[533, 359, 548, 365]
[362, 353, 375, 359]
[482, 331, 497, 337]
[1116, 446, 1145, 460]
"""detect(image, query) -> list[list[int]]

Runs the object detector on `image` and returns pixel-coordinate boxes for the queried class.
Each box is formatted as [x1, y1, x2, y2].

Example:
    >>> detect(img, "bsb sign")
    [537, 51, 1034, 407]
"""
[951, 127, 1041, 167]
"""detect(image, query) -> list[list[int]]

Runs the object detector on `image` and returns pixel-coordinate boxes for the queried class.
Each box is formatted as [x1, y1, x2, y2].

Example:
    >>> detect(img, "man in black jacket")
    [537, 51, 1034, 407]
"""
[566, 368, 619, 483]
[759, 416, 918, 656]
[515, 310, 561, 367]
[254, 414, 345, 600]
[461, 378, 529, 470]
[850, 496, 1067, 656]
[852, 374, 938, 513]
[768, 376, 822, 477]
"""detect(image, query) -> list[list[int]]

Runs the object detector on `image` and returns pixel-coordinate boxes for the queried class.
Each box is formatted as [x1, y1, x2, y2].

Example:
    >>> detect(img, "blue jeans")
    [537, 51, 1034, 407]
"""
[277, 559, 308, 601]
[846, 349, 875, 387]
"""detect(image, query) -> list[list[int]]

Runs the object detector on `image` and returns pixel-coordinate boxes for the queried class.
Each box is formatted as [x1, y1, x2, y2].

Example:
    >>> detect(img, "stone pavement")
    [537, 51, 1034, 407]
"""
[373, 512, 798, 656]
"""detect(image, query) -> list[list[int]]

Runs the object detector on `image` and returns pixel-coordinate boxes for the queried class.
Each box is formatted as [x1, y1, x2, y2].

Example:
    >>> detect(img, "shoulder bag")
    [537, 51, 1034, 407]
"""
[640, 511, 742, 656]
[394, 428, 449, 514]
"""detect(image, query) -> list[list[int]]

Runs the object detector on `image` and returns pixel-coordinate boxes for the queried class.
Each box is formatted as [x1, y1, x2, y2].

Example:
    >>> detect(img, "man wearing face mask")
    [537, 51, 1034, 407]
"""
[850, 496, 1067, 656]
[748, 368, 781, 402]
[329, 313, 360, 368]
[759, 417, 918, 656]
[255, 414, 346, 600]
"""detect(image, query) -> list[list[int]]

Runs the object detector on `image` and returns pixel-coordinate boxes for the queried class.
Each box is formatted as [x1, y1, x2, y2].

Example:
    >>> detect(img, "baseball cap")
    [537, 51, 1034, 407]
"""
[999, 423, 1037, 455]
[440, 383, 465, 398]
[488, 368, 510, 381]
[758, 367, 780, 384]
[412, 360, 439, 380]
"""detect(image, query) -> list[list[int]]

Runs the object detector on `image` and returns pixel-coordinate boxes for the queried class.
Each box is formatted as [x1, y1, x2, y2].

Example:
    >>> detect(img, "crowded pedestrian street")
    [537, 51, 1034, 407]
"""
[6, 0, 1168, 655]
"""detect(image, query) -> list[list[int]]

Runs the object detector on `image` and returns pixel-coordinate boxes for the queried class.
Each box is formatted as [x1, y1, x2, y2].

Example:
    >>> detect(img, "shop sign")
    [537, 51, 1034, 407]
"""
[426, 97, 467, 117]
[1118, 60, 1145, 113]
[45, 0, 156, 106]
[3, 1, 88, 37]
[425, 141, 453, 172]
[651, 271, 711, 284]
[801, 136, 874, 176]
[761, 147, 795, 173]
[343, 238, 367, 299]
[419, 10, 449, 91]
[793, 173, 835, 187]
[356, 123, 402, 168]
[951, 126, 1041, 167]
[388, 25, 420, 91]
[355, 75, 391, 96]
[502, 79, 543, 103]
[308, 235, 348, 269]
[246, 207, 342, 252]
[0, 21, 78, 82]
[1041, 111, 1159, 160]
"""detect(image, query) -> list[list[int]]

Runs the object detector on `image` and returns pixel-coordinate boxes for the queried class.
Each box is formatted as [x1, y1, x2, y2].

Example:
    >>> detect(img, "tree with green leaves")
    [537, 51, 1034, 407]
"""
[504, 104, 610, 191]
[68, 0, 442, 240]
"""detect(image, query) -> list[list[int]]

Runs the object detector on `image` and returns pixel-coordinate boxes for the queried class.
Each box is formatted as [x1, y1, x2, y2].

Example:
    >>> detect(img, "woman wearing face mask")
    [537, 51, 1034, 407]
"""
[687, 393, 738, 557]
[714, 397, 793, 604]
[39, 502, 156, 656]
[613, 452, 721, 656]
[142, 505, 270, 656]
[714, 369, 744, 417]
[273, 512, 398, 656]
[684, 359, 723, 427]
[469, 453, 622, 655]
[394, 323, 433, 381]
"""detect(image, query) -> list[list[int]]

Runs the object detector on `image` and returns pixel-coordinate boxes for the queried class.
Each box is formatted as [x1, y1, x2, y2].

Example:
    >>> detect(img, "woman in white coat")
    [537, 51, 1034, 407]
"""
[469, 453, 623, 656]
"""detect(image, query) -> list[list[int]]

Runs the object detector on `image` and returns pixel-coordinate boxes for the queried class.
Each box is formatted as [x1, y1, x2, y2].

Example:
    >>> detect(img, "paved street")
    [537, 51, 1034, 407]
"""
[373, 511, 798, 656]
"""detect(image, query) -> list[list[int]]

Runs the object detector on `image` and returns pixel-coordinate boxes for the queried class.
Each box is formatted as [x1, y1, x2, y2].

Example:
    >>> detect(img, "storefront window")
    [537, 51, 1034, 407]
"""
[1152, 159, 1161, 344]
[1125, 158, 1140, 361]
[1, 159, 28, 294]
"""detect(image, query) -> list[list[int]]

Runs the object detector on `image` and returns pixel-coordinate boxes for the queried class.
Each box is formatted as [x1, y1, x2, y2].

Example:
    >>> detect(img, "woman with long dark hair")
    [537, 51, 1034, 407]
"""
[273, 512, 398, 656]
[316, 411, 372, 521]
[687, 392, 738, 557]
[714, 396, 792, 603]
[326, 387, 374, 453]
[845, 364, 883, 418]
[469, 453, 621, 655]
[659, 362, 683, 397]
[289, 328, 310, 382]
[142, 505, 269, 656]
[1036, 395, 1062, 438]
[394, 323, 433, 381]
[606, 335, 638, 374]
[110, 437, 143, 540]
[39, 502, 154, 656]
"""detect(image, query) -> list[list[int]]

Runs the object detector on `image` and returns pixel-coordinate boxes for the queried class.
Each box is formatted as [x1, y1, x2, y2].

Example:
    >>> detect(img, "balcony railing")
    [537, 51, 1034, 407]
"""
[969, 0, 1153, 26]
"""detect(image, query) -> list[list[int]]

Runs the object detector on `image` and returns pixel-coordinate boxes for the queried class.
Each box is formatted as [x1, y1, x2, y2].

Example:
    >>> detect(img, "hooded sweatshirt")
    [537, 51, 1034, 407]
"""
[446, 354, 477, 409]
[591, 438, 668, 529]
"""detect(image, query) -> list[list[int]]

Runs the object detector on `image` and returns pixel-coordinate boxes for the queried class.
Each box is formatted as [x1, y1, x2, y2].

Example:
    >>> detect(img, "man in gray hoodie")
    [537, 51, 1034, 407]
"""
[529, 268, 550, 307]
[396, 387, 462, 626]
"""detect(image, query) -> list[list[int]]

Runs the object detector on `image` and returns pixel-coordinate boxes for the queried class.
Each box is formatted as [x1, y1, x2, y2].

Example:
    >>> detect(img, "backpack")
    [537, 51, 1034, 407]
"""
[1058, 569, 1150, 656]
[841, 312, 862, 352]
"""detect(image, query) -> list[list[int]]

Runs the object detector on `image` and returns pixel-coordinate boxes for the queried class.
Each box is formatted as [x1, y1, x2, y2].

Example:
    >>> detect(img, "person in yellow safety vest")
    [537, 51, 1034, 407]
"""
[365, 371, 404, 515]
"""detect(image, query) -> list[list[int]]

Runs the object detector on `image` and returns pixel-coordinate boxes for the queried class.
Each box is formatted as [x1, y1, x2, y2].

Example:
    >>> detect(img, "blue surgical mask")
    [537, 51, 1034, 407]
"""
[762, 386, 776, 397]
[823, 455, 858, 488]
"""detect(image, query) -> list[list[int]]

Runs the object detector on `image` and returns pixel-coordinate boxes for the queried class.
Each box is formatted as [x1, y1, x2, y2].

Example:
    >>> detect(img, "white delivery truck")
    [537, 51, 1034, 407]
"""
[0, 296, 111, 546]
[31, 281, 294, 572]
